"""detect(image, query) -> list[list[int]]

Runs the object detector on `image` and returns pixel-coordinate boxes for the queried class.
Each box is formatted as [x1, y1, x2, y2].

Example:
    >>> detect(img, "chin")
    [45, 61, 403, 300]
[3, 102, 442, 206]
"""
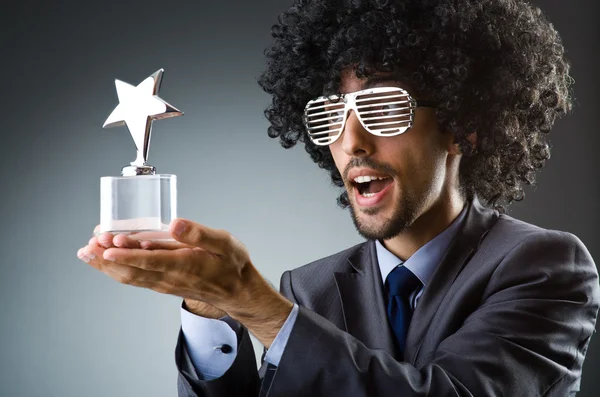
[348, 189, 414, 240]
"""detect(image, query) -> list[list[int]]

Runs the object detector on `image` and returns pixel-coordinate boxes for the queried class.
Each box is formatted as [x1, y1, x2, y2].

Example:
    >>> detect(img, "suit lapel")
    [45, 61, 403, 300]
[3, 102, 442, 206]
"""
[331, 196, 498, 362]
[404, 196, 498, 365]
[334, 240, 397, 356]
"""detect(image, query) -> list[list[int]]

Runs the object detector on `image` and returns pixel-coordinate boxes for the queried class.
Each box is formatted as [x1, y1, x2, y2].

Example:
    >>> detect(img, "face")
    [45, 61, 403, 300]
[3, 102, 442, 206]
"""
[328, 69, 455, 240]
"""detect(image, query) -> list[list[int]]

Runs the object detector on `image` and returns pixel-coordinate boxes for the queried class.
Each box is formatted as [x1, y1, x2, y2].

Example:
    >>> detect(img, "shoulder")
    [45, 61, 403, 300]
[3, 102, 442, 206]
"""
[481, 212, 598, 303]
[488, 212, 591, 255]
[286, 240, 367, 279]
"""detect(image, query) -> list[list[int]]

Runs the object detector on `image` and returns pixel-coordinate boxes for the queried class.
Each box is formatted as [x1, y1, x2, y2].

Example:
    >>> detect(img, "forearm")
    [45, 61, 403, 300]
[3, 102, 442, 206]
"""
[225, 262, 294, 348]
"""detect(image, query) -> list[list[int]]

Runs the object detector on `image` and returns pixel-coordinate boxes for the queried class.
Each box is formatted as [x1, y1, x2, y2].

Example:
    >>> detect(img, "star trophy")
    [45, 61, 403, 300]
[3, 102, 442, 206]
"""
[97, 69, 183, 241]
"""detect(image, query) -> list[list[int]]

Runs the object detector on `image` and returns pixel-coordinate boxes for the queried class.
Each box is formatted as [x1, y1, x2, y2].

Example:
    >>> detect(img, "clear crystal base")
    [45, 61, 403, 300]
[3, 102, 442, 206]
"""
[98, 174, 177, 241]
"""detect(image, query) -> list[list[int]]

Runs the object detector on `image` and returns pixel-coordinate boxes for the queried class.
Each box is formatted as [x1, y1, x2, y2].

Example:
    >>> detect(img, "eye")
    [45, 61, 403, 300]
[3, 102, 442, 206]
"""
[378, 103, 402, 117]
[331, 110, 344, 123]
[323, 101, 345, 128]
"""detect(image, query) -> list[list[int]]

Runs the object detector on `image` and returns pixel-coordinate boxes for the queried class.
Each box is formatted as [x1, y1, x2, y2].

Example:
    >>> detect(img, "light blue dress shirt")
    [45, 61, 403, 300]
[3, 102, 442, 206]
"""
[181, 205, 467, 380]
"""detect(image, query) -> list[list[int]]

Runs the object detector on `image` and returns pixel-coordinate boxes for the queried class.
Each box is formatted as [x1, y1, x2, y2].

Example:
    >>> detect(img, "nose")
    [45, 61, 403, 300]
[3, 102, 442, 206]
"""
[339, 110, 375, 157]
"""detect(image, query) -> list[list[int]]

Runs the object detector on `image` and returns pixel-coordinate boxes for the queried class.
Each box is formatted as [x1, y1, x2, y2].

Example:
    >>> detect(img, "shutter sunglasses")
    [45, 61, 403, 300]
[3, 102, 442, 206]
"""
[303, 86, 436, 146]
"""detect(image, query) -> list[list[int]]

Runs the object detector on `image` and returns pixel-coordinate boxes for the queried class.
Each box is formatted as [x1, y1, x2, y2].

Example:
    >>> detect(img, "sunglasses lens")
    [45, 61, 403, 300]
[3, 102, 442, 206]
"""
[355, 89, 413, 135]
[304, 96, 345, 145]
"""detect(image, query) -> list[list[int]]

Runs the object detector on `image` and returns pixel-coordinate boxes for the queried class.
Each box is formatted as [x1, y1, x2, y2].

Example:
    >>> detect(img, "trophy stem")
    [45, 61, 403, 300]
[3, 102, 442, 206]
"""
[121, 165, 156, 176]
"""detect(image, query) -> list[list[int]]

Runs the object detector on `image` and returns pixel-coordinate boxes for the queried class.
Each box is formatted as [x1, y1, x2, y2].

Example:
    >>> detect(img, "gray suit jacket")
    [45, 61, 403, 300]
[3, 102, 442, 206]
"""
[175, 197, 600, 396]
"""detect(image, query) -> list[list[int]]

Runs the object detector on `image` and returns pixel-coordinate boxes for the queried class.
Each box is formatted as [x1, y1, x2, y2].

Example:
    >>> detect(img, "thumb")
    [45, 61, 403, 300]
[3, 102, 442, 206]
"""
[169, 218, 229, 255]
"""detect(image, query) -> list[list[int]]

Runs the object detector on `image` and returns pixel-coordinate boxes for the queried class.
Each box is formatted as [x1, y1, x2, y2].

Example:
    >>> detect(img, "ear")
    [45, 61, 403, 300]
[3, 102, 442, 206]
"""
[448, 131, 477, 155]
[466, 131, 477, 152]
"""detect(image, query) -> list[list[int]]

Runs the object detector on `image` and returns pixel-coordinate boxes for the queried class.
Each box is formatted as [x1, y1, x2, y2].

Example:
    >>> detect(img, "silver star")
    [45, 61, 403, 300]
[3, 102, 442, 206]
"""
[103, 69, 182, 170]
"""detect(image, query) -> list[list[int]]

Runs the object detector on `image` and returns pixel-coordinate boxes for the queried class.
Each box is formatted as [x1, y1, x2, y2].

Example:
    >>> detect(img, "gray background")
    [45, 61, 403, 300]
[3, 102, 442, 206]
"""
[0, 0, 597, 396]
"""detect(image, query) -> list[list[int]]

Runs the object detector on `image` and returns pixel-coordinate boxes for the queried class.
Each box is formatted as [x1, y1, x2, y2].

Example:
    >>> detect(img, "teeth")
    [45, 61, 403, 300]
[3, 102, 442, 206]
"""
[353, 175, 390, 184]
[361, 192, 377, 197]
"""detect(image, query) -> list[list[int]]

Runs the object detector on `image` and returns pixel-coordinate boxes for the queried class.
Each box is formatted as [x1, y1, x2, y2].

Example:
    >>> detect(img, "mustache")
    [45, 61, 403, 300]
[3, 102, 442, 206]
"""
[342, 157, 397, 181]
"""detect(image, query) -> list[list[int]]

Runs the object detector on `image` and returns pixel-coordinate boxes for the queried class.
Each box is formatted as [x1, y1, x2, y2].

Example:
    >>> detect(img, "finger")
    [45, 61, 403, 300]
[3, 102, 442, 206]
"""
[96, 232, 116, 248]
[78, 244, 105, 272]
[95, 232, 143, 249]
[99, 260, 164, 286]
[80, 244, 166, 284]
[170, 219, 231, 255]
[103, 246, 213, 272]
[112, 234, 143, 249]
[102, 266, 177, 295]
[81, 244, 200, 299]
[139, 240, 197, 250]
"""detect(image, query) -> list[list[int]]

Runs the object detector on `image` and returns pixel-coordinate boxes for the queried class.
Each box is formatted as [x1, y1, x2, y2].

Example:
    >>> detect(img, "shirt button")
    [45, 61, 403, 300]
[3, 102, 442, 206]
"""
[219, 344, 233, 354]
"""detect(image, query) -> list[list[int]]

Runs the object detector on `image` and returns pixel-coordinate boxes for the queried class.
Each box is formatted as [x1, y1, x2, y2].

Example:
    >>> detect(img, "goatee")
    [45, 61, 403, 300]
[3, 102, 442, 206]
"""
[348, 186, 418, 240]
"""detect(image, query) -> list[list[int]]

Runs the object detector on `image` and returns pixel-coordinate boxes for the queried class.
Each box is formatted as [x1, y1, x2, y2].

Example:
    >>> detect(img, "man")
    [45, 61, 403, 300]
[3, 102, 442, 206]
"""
[78, 0, 599, 396]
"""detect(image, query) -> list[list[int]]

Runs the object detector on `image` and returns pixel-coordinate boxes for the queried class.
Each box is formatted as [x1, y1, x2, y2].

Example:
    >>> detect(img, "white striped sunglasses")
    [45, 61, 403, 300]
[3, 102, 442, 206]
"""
[303, 86, 436, 146]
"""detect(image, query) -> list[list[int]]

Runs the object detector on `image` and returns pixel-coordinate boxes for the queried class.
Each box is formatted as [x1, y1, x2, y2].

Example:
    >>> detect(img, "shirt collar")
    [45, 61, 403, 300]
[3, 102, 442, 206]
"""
[375, 203, 468, 287]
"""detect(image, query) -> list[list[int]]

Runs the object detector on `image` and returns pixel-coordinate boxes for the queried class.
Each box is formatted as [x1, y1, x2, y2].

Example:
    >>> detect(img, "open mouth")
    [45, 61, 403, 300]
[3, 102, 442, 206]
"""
[352, 176, 393, 198]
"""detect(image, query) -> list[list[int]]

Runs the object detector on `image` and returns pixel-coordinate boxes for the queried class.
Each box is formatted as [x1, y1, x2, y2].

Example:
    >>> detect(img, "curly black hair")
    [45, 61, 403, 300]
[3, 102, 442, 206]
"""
[257, 0, 574, 213]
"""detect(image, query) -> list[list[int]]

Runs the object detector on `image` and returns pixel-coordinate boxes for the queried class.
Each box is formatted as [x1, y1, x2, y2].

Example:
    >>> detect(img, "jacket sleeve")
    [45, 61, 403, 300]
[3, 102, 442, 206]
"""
[174, 291, 286, 396]
[175, 323, 261, 397]
[265, 231, 600, 396]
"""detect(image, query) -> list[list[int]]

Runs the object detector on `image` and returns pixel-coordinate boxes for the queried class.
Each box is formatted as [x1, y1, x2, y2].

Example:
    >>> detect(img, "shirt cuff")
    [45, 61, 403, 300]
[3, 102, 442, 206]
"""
[263, 303, 299, 367]
[180, 301, 239, 380]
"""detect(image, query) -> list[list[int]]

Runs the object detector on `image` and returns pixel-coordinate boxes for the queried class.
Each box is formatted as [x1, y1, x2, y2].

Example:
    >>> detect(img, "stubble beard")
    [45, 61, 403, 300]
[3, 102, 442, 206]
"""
[348, 183, 418, 241]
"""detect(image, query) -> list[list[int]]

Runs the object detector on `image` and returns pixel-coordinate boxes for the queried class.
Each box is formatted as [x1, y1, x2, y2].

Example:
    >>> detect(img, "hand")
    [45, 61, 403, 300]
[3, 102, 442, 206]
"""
[84, 231, 227, 319]
[79, 220, 255, 310]
[78, 219, 293, 347]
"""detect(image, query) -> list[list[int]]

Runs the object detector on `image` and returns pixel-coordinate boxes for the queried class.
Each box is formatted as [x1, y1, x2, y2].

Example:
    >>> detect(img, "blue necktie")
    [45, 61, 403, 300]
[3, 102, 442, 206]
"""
[385, 265, 423, 357]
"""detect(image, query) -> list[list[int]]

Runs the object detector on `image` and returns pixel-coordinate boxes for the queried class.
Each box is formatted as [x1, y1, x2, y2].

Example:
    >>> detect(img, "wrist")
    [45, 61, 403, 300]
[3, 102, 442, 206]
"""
[183, 298, 227, 319]
[234, 297, 293, 349]
[226, 263, 294, 348]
